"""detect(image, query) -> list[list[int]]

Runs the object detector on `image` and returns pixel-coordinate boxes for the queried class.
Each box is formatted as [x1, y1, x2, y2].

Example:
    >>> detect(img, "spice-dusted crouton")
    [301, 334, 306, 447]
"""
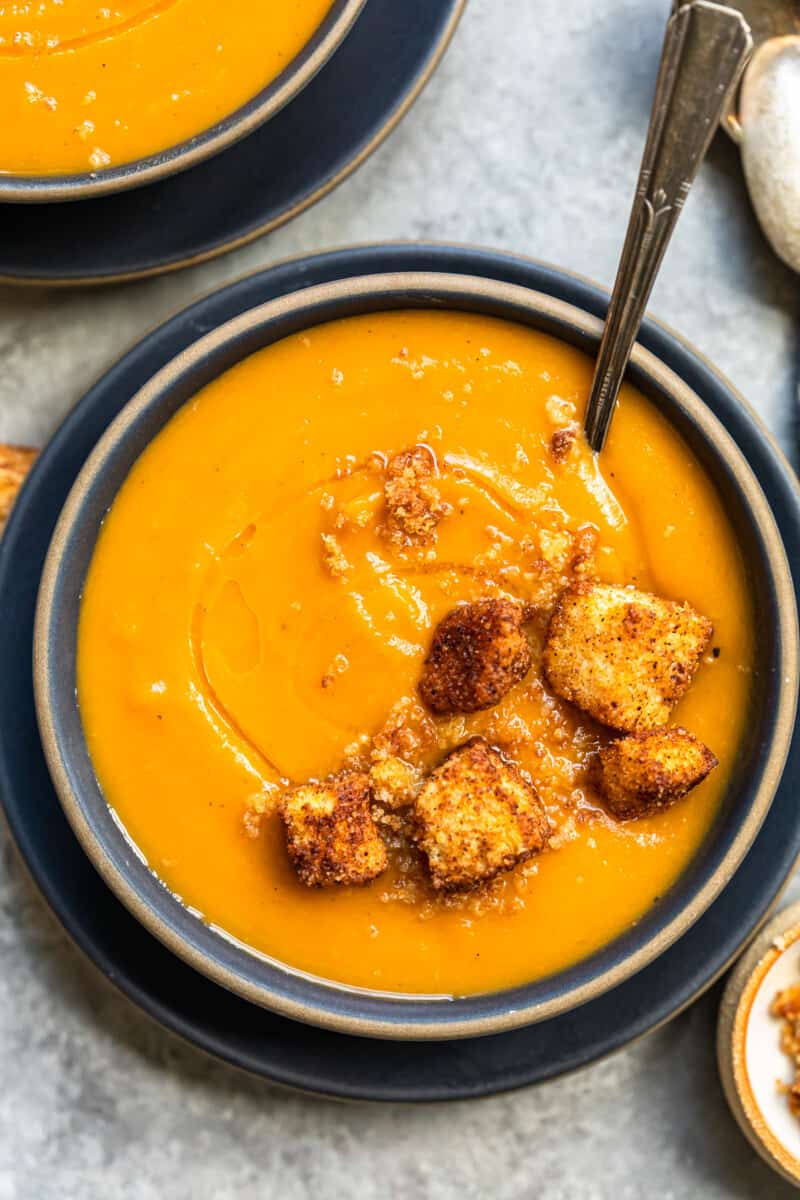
[419, 598, 532, 715]
[384, 445, 449, 545]
[596, 727, 717, 820]
[279, 772, 387, 886]
[542, 582, 713, 731]
[415, 738, 549, 891]
[0, 444, 36, 535]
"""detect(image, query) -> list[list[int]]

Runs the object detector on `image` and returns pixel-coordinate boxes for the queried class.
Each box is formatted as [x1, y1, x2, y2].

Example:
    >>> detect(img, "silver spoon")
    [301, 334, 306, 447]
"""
[584, 1, 753, 453]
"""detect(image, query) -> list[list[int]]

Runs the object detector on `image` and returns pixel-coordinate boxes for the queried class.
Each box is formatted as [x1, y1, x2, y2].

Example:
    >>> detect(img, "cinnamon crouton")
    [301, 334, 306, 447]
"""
[415, 738, 549, 891]
[597, 727, 718, 820]
[419, 598, 532, 715]
[542, 582, 712, 731]
[384, 446, 448, 545]
[279, 772, 387, 886]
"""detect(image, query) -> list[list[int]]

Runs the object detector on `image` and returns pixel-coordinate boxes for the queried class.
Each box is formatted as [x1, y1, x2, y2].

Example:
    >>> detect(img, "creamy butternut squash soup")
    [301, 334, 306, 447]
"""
[77, 311, 753, 995]
[0, 0, 333, 175]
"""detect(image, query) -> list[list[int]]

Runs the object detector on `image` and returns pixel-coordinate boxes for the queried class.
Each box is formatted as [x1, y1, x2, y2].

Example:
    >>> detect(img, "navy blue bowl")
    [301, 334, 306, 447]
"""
[0, 0, 364, 204]
[32, 261, 799, 1039]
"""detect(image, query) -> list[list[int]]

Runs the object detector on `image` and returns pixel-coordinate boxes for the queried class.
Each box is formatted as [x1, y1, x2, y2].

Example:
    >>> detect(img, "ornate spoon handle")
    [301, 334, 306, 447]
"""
[584, 1, 753, 452]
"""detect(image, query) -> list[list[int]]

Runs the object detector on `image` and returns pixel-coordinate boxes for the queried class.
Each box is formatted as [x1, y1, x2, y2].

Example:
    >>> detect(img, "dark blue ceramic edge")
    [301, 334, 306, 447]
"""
[0, 1, 466, 283]
[2, 244, 799, 1099]
[0, 0, 364, 203]
[36, 269, 797, 1040]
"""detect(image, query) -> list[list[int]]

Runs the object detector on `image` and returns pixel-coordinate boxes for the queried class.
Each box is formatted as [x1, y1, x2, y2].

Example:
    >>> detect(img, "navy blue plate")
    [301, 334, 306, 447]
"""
[0, 0, 463, 286]
[2, 246, 799, 1100]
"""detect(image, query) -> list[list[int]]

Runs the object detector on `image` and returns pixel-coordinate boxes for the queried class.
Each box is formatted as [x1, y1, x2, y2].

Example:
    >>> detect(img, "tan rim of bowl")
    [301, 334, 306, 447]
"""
[34, 272, 800, 1039]
[718, 900, 800, 1187]
[0, 0, 366, 203]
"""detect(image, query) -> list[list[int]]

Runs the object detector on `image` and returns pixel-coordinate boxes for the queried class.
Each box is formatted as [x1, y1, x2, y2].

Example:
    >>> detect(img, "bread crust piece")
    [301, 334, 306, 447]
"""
[0, 444, 37, 535]
[597, 727, 718, 819]
[383, 446, 448, 545]
[542, 582, 713, 731]
[279, 772, 388, 887]
[414, 737, 550, 891]
[419, 598, 532, 715]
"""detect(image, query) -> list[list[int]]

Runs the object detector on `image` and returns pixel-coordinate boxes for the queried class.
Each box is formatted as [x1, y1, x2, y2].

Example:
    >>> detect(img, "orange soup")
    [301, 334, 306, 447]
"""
[0, 0, 334, 175]
[77, 311, 753, 995]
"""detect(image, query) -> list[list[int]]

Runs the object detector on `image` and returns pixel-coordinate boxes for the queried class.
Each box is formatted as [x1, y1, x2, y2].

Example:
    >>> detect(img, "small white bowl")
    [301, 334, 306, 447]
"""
[719, 899, 800, 1186]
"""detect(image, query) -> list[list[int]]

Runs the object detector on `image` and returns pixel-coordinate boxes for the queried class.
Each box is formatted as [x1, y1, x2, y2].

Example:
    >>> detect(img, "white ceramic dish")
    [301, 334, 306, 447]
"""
[719, 898, 800, 1186]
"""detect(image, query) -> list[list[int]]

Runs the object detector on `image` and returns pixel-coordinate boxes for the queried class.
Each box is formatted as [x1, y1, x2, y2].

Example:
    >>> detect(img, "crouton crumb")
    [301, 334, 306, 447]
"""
[241, 785, 281, 839]
[414, 738, 550, 891]
[369, 755, 422, 810]
[596, 727, 717, 819]
[570, 525, 598, 576]
[372, 695, 438, 762]
[320, 532, 350, 578]
[383, 445, 449, 546]
[279, 772, 388, 887]
[550, 428, 576, 463]
[321, 652, 350, 689]
[543, 582, 712, 731]
[419, 598, 532, 715]
[242, 808, 263, 838]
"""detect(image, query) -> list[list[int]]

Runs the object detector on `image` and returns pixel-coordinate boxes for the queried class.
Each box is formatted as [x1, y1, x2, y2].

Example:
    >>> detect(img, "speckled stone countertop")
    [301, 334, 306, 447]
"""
[1, 2, 799, 1196]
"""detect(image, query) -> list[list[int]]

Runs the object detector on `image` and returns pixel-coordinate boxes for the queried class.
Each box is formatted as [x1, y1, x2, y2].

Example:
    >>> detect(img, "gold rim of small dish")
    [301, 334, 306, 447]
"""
[718, 900, 800, 1187]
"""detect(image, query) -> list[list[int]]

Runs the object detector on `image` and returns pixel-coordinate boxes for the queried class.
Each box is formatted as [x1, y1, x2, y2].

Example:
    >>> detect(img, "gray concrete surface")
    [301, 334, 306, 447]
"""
[1, 1, 798, 1196]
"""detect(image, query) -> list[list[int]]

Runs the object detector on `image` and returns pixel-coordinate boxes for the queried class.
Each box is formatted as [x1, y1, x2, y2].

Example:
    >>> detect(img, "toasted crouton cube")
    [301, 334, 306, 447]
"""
[419, 598, 532, 715]
[384, 446, 448, 545]
[542, 582, 712, 731]
[415, 738, 549, 891]
[597, 727, 718, 819]
[279, 772, 387, 886]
